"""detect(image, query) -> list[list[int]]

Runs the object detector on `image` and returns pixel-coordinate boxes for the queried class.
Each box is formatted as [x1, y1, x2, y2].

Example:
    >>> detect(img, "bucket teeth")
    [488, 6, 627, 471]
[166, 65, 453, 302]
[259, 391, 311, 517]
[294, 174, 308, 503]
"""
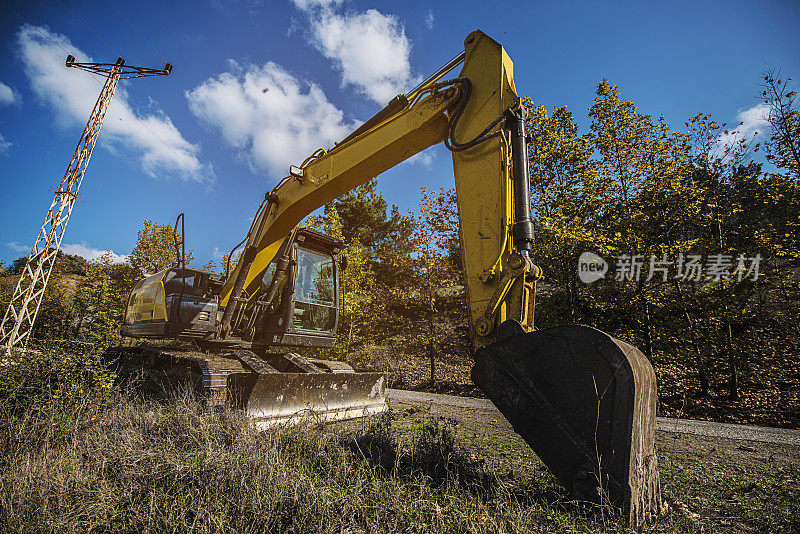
[472, 323, 661, 524]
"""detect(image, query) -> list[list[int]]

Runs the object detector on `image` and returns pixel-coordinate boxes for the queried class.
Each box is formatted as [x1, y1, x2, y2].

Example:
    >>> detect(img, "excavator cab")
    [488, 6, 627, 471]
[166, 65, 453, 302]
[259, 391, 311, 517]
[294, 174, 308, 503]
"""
[245, 228, 342, 349]
[121, 228, 342, 349]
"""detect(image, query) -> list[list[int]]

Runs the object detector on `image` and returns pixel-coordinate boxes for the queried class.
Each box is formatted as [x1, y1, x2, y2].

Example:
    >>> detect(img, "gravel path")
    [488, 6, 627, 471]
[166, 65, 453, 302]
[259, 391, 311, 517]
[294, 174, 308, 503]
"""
[387, 388, 800, 446]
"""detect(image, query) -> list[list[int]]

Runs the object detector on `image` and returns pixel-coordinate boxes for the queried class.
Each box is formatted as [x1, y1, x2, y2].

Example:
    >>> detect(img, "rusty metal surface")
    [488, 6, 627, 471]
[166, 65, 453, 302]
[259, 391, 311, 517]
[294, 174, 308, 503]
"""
[105, 346, 386, 427]
[230, 371, 387, 426]
[471, 324, 660, 524]
[308, 358, 355, 373]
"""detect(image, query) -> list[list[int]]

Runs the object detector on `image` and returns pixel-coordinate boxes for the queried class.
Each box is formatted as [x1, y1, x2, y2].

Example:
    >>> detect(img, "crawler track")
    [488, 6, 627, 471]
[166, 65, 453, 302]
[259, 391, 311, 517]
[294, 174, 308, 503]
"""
[104, 345, 388, 426]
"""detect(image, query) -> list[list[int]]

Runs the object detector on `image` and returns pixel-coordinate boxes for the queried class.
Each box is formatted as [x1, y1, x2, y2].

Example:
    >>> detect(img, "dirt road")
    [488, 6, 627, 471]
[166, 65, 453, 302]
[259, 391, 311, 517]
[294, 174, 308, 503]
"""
[388, 388, 800, 446]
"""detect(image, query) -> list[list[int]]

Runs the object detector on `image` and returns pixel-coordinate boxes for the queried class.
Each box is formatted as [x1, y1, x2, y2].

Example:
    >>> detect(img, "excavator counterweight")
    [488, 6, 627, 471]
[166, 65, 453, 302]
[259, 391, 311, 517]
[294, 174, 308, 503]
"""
[114, 29, 661, 525]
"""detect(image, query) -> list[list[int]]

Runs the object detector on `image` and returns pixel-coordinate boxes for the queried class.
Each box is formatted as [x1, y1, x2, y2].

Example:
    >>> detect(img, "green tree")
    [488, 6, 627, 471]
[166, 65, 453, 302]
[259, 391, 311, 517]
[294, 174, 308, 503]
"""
[685, 109, 773, 400]
[56, 251, 89, 275]
[128, 220, 194, 275]
[30, 262, 72, 341]
[72, 253, 138, 344]
[308, 203, 377, 363]
[2, 251, 87, 277]
[325, 177, 411, 253]
[524, 97, 599, 322]
[311, 177, 417, 361]
[412, 186, 464, 383]
[525, 83, 732, 397]
[2, 257, 29, 276]
[0, 254, 77, 341]
[201, 259, 218, 273]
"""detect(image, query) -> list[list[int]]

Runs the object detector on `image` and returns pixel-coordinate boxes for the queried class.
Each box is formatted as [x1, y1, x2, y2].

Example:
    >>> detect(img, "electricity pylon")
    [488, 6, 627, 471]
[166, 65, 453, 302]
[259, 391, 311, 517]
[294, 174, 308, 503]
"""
[0, 56, 171, 356]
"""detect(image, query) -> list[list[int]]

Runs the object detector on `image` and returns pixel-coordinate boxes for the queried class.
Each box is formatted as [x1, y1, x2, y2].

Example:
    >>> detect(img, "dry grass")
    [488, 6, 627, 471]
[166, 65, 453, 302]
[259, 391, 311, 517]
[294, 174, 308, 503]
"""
[0, 391, 557, 533]
[1, 346, 797, 533]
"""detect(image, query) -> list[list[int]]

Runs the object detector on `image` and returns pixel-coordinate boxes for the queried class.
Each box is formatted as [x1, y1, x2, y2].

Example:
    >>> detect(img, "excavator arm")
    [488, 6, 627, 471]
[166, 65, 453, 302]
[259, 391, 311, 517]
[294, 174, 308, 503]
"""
[220, 31, 535, 350]
[218, 81, 455, 314]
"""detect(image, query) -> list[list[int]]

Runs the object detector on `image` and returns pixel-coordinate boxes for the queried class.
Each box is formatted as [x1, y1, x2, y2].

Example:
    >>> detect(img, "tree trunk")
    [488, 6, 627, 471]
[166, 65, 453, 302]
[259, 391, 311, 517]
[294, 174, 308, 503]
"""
[429, 341, 436, 384]
[675, 280, 710, 397]
[569, 277, 577, 321]
[727, 352, 739, 400]
[723, 309, 739, 400]
[428, 293, 436, 384]
[643, 298, 654, 361]
[347, 322, 354, 356]
[713, 185, 737, 400]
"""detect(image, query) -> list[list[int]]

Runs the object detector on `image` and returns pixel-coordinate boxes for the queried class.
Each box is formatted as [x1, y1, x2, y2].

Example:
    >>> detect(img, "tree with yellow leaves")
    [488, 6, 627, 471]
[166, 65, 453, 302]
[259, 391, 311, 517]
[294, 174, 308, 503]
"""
[128, 220, 194, 276]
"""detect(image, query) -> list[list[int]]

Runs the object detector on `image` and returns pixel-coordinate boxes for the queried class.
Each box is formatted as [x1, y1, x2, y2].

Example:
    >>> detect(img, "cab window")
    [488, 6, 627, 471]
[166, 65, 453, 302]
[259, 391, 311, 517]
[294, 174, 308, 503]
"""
[293, 247, 335, 332]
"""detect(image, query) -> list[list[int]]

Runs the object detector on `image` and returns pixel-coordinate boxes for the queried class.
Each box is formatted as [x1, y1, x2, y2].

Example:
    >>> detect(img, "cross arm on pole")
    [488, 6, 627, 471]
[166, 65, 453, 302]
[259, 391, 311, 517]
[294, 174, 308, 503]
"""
[65, 55, 171, 78]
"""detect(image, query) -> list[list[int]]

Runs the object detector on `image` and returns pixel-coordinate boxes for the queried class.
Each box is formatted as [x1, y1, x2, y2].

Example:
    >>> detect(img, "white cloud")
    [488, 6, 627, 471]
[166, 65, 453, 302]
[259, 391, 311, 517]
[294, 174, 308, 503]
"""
[17, 25, 210, 182]
[187, 61, 359, 176]
[0, 82, 17, 105]
[5, 242, 29, 253]
[0, 82, 15, 154]
[425, 9, 434, 30]
[5, 241, 128, 264]
[401, 151, 434, 168]
[716, 102, 770, 156]
[293, 2, 420, 104]
[61, 242, 128, 263]
[292, 0, 341, 9]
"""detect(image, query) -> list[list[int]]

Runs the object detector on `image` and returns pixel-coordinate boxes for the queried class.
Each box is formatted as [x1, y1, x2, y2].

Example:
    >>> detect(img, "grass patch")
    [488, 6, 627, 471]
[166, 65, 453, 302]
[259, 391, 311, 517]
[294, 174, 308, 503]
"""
[0, 394, 559, 533]
[0, 345, 797, 532]
[658, 435, 800, 532]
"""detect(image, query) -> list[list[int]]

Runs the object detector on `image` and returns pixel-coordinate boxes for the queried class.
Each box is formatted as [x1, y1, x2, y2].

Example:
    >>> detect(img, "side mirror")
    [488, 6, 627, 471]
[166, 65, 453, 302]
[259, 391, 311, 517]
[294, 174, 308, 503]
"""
[340, 255, 348, 271]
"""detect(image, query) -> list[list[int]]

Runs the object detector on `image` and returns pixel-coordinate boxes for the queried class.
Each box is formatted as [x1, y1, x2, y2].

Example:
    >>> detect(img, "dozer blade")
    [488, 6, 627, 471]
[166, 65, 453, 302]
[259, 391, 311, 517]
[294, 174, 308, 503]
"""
[229, 371, 387, 428]
[472, 323, 661, 524]
[104, 346, 387, 428]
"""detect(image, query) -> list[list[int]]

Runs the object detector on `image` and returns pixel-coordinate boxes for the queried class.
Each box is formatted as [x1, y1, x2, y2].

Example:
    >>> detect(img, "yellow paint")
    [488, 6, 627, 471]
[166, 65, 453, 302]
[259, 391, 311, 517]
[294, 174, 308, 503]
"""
[134, 30, 530, 347]
[221, 87, 456, 306]
[124, 269, 168, 324]
[450, 31, 521, 347]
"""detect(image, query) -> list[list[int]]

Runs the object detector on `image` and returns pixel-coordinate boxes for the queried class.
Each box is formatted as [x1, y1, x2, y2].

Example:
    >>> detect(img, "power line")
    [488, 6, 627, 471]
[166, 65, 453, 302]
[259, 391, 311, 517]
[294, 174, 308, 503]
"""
[54, 0, 123, 58]
[5, 4, 71, 55]
[9, 4, 205, 183]
[106, 0, 167, 63]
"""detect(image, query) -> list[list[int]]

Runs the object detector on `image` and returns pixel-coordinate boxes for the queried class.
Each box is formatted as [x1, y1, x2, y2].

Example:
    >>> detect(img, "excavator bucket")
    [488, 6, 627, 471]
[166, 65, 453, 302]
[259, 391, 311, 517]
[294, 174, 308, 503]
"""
[472, 323, 661, 524]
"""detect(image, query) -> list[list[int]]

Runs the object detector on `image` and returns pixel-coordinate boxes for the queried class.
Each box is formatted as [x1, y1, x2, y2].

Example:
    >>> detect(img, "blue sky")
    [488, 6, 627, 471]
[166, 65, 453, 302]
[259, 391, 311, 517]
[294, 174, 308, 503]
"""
[1, 0, 798, 268]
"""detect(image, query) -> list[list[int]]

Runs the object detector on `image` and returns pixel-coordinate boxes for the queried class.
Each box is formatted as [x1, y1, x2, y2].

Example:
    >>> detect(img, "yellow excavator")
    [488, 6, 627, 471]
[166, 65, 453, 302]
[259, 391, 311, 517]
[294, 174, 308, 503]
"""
[112, 30, 660, 523]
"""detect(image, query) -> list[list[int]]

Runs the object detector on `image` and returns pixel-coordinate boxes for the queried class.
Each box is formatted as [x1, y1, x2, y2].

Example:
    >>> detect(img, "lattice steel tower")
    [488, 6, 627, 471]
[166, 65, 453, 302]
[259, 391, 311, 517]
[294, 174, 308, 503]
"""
[1, 56, 171, 356]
